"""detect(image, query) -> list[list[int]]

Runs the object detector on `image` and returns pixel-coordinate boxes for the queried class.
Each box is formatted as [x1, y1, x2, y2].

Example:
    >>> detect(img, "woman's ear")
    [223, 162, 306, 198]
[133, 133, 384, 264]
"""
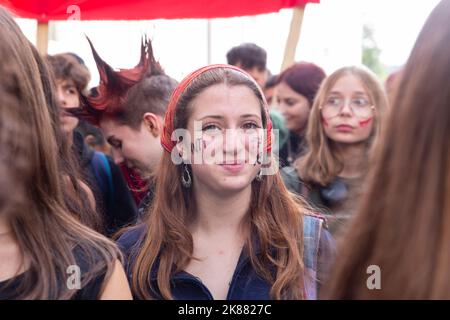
[143, 113, 163, 137]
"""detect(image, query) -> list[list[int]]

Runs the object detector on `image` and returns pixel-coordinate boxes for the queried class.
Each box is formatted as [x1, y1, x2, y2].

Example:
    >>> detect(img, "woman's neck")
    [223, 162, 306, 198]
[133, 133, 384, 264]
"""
[191, 186, 252, 237]
[335, 142, 367, 179]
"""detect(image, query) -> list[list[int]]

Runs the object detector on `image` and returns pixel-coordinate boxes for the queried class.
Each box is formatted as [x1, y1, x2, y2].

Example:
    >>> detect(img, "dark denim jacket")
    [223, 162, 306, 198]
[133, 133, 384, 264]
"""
[117, 214, 335, 300]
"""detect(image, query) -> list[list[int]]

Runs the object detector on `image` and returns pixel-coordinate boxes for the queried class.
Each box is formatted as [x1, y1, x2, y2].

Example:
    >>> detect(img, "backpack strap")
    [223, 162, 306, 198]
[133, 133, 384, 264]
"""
[91, 152, 115, 208]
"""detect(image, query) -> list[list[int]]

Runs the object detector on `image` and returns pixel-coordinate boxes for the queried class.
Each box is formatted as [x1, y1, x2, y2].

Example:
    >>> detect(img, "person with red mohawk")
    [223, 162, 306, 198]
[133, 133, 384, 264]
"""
[79, 37, 178, 219]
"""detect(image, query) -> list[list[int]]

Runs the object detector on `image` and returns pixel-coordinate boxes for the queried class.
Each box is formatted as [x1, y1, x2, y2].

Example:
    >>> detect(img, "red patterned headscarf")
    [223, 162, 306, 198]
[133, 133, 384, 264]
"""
[160, 64, 273, 154]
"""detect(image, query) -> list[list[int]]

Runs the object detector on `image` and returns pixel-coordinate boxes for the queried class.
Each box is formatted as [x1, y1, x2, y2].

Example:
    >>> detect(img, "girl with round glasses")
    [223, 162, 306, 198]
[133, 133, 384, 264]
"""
[282, 66, 389, 238]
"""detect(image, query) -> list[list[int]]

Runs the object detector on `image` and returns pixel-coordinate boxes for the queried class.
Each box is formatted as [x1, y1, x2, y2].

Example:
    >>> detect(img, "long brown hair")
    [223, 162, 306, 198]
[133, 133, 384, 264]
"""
[324, 0, 450, 299]
[0, 88, 30, 221]
[297, 66, 389, 186]
[33, 45, 103, 231]
[132, 67, 309, 299]
[0, 6, 119, 299]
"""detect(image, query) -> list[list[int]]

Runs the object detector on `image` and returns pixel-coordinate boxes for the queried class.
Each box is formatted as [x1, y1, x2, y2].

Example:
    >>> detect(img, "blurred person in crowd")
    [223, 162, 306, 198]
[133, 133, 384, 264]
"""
[269, 108, 289, 157]
[226, 43, 268, 89]
[264, 73, 278, 107]
[79, 37, 178, 219]
[282, 66, 388, 238]
[276, 62, 326, 168]
[76, 119, 112, 155]
[47, 53, 137, 237]
[263, 74, 290, 157]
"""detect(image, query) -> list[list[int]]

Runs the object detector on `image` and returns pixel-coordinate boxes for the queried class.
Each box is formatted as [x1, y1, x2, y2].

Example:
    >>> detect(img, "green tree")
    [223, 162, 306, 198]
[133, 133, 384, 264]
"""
[362, 24, 385, 79]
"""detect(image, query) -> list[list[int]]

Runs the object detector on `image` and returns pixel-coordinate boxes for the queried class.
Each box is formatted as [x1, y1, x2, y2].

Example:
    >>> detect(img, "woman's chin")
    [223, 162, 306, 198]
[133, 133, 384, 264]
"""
[202, 175, 254, 195]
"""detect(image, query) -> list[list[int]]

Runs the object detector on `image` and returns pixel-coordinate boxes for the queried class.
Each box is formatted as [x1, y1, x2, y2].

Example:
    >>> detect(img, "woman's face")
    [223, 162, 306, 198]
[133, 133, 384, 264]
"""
[321, 74, 375, 144]
[55, 78, 80, 135]
[276, 81, 311, 135]
[182, 83, 263, 195]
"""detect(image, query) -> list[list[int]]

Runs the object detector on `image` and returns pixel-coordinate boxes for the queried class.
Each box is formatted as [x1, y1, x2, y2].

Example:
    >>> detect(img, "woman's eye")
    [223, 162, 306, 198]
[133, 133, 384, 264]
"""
[326, 97, 341, 106]
[109, 139, 122, 149]
[285, 99, 297, 106]
[242, 122, 260, 130]
[202, 124, 221, 132]
[353, 98, 369, 106]
[66, 88, 77, 95]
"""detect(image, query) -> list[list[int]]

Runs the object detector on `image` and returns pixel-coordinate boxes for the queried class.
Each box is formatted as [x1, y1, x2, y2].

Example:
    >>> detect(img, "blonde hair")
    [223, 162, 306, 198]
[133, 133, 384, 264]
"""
[297, 66, 389, 186]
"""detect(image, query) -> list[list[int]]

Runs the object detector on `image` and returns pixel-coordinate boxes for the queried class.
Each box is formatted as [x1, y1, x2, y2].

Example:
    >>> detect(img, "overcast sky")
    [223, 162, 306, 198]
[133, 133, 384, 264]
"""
[16, 0, 441, 84]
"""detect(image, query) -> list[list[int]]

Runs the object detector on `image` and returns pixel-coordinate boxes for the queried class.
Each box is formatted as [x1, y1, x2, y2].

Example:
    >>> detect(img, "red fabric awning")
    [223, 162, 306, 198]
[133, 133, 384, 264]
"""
[1, 0, 318, 22]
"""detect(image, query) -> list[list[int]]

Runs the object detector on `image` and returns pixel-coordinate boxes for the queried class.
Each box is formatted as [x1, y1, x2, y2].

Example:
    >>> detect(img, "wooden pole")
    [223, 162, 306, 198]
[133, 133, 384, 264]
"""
[281, 7, 305, 72]
[207, 19, 212, 64]
[37, 21, 49, 54]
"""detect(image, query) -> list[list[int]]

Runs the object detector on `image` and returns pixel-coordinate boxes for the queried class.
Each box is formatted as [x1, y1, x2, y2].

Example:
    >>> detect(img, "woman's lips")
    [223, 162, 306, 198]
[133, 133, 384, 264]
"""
[218, 163, 245, 173]
[335, 124, 354, 132]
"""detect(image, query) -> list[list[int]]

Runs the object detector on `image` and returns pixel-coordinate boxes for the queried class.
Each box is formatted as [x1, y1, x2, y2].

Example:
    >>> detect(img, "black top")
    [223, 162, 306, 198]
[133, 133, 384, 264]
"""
[281, 168, 363, 238]
[117, 218, 335, 300]
[0, 246, 108, 300]
[278, 131, 306, 168]
[73, 131, 138, 236]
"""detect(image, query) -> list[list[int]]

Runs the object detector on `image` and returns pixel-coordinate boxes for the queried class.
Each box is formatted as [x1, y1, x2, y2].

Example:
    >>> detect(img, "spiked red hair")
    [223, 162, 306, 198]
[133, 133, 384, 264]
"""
[77, 36, 163, 125]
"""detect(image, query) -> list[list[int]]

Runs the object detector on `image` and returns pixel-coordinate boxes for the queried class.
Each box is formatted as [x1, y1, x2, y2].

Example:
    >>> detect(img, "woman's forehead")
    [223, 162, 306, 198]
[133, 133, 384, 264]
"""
[328, 74, 369, 96]
[189, 84, 262, 118]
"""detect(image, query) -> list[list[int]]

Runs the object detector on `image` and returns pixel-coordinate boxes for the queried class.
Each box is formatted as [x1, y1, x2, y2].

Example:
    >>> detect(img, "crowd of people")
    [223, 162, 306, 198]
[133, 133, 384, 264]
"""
[0, 0, 449, 300]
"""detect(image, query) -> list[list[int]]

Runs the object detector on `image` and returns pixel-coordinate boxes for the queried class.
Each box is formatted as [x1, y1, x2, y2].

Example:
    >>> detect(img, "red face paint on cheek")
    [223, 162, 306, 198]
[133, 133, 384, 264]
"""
[359, 117, 373, 128]
[322, 116, 329, 127]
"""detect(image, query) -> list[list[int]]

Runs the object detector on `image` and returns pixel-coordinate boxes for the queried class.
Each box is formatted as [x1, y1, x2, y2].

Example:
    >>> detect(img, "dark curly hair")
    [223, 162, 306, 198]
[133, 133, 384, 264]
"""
[46, 53, 91, 94]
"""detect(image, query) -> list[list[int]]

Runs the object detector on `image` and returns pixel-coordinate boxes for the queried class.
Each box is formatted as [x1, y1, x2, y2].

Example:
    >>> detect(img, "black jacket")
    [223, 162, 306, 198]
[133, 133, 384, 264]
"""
[73, 131, 137, 236]
[278, 131, 306, 168]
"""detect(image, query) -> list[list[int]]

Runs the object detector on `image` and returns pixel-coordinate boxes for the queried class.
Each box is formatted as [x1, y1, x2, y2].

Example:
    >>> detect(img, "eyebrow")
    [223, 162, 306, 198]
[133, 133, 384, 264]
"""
[328, 91, 368, 96]
[197, 114, 262, 121]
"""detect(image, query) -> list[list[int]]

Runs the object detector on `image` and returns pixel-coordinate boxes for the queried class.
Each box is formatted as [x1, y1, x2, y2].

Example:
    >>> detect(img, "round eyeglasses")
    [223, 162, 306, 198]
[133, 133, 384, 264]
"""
[320, 96, 375, 119]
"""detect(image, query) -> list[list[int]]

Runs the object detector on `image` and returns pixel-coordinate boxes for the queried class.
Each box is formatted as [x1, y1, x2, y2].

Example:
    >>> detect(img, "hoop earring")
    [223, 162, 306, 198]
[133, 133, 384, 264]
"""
[181, 164, 192, 188]
[256, 152, 262, 165]
[256, 169, 263, 181]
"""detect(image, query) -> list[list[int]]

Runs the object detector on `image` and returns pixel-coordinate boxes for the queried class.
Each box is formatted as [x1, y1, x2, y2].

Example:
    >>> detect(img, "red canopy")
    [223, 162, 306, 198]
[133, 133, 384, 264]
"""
[2, 0, 318, 22]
